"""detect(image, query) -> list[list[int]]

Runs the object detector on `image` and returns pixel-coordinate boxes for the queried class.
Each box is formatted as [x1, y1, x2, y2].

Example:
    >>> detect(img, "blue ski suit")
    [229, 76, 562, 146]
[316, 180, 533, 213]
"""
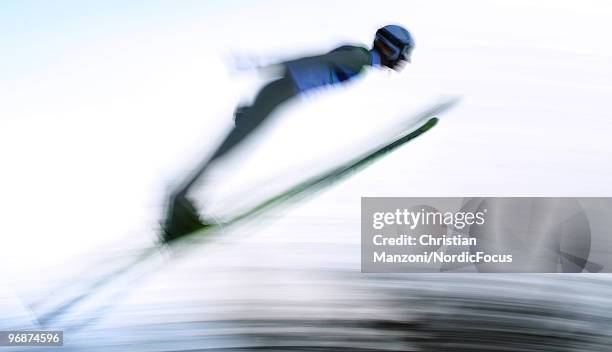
[284, 45, 380, 93]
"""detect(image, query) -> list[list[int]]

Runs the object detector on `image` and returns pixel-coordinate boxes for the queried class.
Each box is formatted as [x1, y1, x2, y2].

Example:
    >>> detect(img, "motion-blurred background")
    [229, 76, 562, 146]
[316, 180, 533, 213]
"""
[1, 0, 611, 350]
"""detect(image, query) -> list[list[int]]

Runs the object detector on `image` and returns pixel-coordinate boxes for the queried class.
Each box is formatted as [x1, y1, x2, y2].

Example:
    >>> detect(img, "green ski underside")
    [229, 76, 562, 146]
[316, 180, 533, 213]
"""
[183, 98, 457, 242]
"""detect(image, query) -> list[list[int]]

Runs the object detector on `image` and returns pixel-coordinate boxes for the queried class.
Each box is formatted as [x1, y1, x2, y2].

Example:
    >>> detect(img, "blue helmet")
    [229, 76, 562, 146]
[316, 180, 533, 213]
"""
[374, 24, 415, 64]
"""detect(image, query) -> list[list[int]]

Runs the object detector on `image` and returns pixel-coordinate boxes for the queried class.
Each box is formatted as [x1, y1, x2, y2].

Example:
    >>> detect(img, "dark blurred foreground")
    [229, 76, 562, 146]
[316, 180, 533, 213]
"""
[34, 267, 612, 351]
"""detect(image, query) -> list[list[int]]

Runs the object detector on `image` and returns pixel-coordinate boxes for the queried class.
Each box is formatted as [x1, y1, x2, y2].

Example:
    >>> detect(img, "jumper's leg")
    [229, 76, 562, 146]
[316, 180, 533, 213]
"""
[161, 75, 298, 242]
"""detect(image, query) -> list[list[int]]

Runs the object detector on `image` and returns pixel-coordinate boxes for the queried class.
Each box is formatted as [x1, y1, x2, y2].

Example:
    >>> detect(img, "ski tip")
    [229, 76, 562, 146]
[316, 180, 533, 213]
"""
[418, 117, 439, 132]
[427, 116, 439, 127]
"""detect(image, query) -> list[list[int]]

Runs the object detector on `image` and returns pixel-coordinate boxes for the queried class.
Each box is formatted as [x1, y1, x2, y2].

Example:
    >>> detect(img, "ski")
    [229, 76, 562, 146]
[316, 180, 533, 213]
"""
[33, 97, 459, 330]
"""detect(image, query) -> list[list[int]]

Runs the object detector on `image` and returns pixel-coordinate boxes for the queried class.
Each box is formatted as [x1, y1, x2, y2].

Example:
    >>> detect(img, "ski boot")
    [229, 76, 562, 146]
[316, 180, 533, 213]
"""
[160, 194, 212, 244]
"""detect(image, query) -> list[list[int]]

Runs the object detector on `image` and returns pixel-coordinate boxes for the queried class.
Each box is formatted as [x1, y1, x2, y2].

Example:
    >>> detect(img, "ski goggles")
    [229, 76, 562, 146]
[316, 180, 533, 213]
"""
[376, 28, 413, 62]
